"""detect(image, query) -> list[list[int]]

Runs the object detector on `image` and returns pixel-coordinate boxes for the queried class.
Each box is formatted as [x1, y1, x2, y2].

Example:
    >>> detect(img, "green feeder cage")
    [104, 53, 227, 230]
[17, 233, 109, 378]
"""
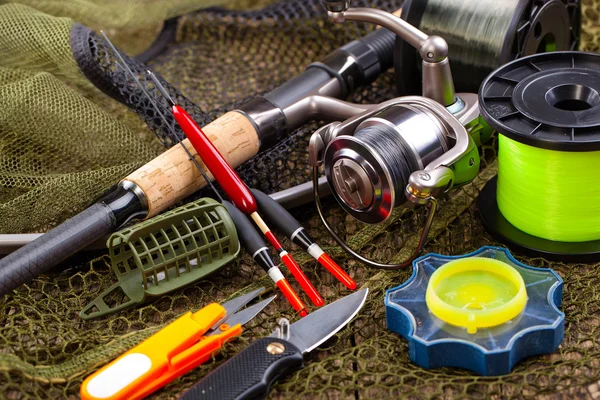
[81, 198, 240, 320]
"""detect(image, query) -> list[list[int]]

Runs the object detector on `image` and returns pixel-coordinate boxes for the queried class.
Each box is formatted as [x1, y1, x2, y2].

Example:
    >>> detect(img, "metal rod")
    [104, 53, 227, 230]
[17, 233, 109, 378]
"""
[332, 7, 428, 49]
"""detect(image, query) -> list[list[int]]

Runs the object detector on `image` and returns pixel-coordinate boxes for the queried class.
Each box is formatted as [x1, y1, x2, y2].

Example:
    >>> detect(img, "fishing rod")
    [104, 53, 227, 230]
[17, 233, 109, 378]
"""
[0, 16, 399, 296]
[0, 0, 579, 290]
[0, 182, 329, 255]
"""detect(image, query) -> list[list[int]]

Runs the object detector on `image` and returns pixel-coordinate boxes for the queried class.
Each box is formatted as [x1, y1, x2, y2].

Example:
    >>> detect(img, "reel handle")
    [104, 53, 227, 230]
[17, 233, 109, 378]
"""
[322, 1, 456, 106]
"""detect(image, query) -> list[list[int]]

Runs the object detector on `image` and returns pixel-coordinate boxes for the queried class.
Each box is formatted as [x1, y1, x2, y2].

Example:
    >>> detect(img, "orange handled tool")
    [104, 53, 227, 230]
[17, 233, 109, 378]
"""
[80, 288, 275, 400]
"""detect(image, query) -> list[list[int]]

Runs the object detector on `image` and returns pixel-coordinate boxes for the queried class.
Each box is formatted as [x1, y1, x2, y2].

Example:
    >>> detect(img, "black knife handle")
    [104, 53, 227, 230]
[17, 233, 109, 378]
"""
[181, 337, 304, 400]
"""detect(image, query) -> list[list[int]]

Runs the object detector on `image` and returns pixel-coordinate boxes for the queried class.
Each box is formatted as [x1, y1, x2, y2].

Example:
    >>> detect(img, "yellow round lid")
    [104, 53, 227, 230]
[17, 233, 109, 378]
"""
[425, 257, 527, 334]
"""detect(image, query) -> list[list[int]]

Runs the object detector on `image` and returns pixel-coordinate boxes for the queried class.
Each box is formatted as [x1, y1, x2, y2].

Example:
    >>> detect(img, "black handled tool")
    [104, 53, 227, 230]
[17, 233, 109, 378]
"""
[180, 289, 368, 400]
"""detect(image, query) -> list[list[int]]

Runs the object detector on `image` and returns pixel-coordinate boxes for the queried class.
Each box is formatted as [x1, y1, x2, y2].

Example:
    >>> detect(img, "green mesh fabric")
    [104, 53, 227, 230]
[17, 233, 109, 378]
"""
[0, 0, 599, 399]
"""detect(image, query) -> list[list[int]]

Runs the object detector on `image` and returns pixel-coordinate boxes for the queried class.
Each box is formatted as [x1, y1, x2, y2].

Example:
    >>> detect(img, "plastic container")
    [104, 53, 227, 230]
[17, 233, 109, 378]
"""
[385, 246, 564, 375]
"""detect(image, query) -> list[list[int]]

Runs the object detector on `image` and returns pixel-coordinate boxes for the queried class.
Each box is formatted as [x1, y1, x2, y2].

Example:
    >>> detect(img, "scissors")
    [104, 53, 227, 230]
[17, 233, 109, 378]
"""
[80, 287, 275, 400]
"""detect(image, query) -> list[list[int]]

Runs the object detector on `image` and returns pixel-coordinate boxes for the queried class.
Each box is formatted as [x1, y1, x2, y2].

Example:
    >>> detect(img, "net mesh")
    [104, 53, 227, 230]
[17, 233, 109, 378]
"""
[0, 0, 598, 398]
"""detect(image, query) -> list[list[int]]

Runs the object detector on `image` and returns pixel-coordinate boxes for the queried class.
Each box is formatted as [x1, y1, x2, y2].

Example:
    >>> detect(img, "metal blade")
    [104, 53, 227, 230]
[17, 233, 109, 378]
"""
[274, 289, 368, 353]
[211, 287, 265, 330]
[206, 295, 277, 336]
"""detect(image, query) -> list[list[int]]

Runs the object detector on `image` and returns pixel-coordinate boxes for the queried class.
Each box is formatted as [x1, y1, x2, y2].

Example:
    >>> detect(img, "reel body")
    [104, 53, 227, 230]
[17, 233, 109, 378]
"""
[314, 0, 496, 267]
[319, 95, 482, 224]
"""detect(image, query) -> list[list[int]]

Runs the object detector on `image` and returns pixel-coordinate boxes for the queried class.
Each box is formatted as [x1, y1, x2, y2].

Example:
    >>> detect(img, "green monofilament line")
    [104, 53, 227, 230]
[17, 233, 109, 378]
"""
[417, 0, 526, 90]
[420, 0, 520, 71]
[497, 135, 600, 242]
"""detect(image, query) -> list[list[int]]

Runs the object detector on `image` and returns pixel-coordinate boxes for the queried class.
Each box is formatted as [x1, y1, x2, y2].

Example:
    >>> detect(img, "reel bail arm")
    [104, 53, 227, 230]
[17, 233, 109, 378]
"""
[312, 163, 438, 270]
[322, 0, 456, 106]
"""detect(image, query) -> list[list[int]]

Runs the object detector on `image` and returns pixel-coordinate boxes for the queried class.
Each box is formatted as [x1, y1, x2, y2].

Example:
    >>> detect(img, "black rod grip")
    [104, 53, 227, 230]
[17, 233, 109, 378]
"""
[0, 203, 117, 296]
[358, 27, 396, 74]
[180, 337, 304, 400]
[250, 189, 301, 239]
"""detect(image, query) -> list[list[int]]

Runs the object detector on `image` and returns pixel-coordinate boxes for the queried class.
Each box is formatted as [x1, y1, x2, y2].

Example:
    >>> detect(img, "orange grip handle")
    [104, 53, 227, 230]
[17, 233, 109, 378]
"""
[81, 304, 230, 400]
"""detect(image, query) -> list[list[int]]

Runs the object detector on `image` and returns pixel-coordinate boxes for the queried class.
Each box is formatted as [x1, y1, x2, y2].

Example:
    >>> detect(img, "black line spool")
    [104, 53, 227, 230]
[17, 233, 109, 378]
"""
[478, 51, 600, 262]
[396, 0, 581, 95]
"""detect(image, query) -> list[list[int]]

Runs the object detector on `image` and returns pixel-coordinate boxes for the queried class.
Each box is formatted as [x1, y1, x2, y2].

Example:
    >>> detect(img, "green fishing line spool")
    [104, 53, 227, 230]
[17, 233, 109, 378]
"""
[478, 51, 600, 261]
[80, 198, 240, 320]
[396, 0, 580, 95]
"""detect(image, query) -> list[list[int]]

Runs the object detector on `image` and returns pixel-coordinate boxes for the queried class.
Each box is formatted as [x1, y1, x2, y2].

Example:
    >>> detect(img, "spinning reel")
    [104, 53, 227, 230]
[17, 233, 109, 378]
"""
[309, 1, 491, 268]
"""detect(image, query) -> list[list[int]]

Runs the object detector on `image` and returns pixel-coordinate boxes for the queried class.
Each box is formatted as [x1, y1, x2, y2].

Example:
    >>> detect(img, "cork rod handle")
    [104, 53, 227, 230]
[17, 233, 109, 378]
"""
[124, 111, 259, 217]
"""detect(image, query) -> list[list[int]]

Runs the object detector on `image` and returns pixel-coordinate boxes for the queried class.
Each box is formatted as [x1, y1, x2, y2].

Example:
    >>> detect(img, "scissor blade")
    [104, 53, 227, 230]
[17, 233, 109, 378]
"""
[206, 295, 276, 337]
[210, 287, 265, 331]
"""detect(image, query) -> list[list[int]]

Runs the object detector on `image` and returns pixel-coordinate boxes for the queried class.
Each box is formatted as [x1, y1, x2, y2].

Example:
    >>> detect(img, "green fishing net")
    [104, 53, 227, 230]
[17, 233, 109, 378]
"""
[0, 0, 599, 398]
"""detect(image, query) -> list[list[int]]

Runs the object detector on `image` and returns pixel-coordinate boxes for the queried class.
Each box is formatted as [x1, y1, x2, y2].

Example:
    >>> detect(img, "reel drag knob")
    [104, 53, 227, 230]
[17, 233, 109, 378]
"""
[331, 158, 374, 210]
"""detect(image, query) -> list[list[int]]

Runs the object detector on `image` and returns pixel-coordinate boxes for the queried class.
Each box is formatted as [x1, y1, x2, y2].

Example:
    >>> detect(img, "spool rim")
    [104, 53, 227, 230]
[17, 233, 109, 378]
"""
[479, 51, 600, 151]
[498, 0, 531, 64]
[513, 69, 600, 129]
[425, 256, 527, 334]
[478, 176, 600, 261]
[500, 0, 572, 62]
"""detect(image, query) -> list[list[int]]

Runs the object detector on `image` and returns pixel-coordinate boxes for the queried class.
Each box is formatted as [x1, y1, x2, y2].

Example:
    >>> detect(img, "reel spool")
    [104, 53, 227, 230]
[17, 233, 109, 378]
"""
[323, 99, 472, 224]
[396, 0, 581, 95]
[478, 51, 600, 261]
